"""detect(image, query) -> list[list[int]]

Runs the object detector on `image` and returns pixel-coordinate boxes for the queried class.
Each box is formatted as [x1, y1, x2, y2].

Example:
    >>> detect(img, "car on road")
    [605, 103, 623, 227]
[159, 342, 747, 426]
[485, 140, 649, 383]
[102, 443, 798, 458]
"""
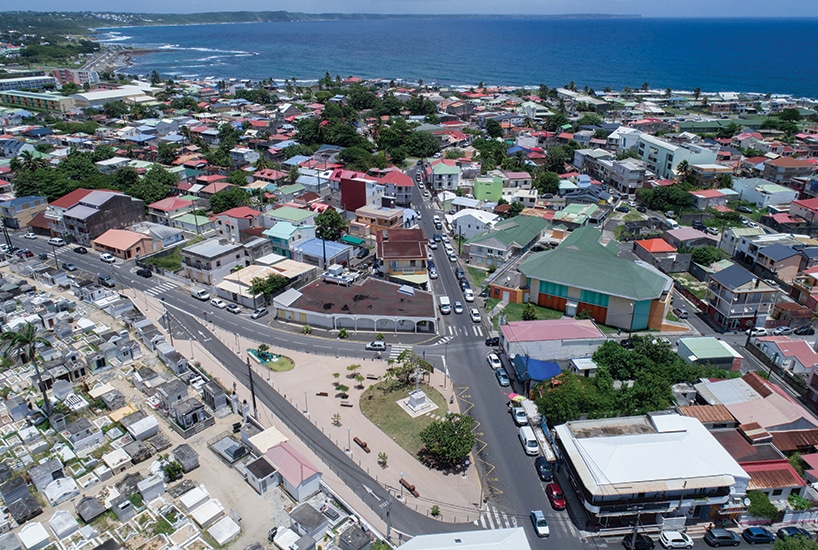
[672, 307, 689, 319]
[485, 336, 499, 347]
[73, 246, 87, 254]
[665, 210, 677, 219]
[529, 510, 549, 537]
[23, 232, 36, 239]
[777, 526, 811, 541]
[746, 327, 769, 337]
[429, 268, 438, 279]
[433, 233, 441, 242]
[738, 205, 753, 213]
[250, 307, 268, 319]
[365, 341, 386, 351]
[210, 298, 227, 309]
[356, 247, 370, 259]
[38, 252, 48, 260]
[469, 308, 481, 322]
[703, 528, 741, 547]
[741, 527, 775, 544]
[637, 206, 647, 213]
[659, 531, 693, 549]
[454, 301, 464, 314]
[486, 352, 502, 369]
[97, 274, 115, 288]
[511, 406, 527, 426]
[622, 533, 655, 550]
[100, 253, 116, 264]
[459, 278, 470, 291]
[428, 239, 438, 249]
[61, 262, 77, 272]
[226, 304, 241, 314]
[534, 456, 553, 481]
[135, 267, 152, 278]
[449, 252, 457, 262]
[615, 205, 630, 213]
[434, 221, 442, 230]
[772, 326, 793, 335]
[48, 237, 66, 246]
[494, 367, 510, 387]
[795, 325, 816, 335]
[545, 482, 566, 510]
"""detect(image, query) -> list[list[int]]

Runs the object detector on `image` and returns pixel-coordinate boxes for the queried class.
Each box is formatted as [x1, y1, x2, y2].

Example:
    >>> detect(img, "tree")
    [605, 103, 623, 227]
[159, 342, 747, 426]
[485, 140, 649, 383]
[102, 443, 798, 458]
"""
[693, 87, 701, 100]
[0, 322, 53, 416]
[485, 119, 503, 138]
[161, 460, 183, 481]
[385, 350, 433, 387]
[675, 160, 691, 183]
[507, 201, 525, 217]
[102, 100, 129, 118]
[779, 108, 803, 122]
[249, 273, 289, 302]
[419, 413, 475, 466]
[209, 186, 249, 214]
[544, 145, 572, 173]
[522, 302, 537, 321]
[534, 171, 560, 195]
[226, 170, 250, 186]
[746, 491, 780, 522]
[156, 142, 179, 165]
[691, 246, 726, 267]
[315, 208, 346, 241]
[130, 165, 176, 204]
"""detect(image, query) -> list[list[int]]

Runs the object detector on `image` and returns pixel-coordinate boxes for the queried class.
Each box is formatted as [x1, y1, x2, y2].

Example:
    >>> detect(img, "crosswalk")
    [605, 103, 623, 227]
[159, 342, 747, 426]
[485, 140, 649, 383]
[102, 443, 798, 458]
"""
[432, 336, 455, 346]
[475, 504, 517, 530]
[145, 281, 177, 297]
[389, 343, 411, 361]
[446, 325, 484, 337]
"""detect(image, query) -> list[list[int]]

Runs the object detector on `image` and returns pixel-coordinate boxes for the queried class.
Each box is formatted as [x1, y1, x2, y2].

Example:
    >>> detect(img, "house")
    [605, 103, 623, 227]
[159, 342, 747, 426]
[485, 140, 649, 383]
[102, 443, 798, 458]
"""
[427, 159, 460, 191]
[732, 177, 798, 208]
[62, 191, 145, 246]
[554, 413, 748, 523]
[351, 204, 405, 237]
[92, 229, 159, 260]
[0, 196, 47, 230]
[466, 215, 549, 269]
[290, 238, 352, 268]
[719, 226, 766, 257]
[754, 335, 818, 377]
[762, 156, 814, 184]
[379, 170, 414, 207]
[262, 222, 315, 258]
[754, 243, 802, 283]
[500, 319, 606, 363]
[519, 226, 673, 330]
[147, 196, 193, 225]
[265, 442, 322, 502]
[375, 229, 427, 287]
[265, 205, 317, 227]
[288, 502, 328, 540]
[215, 206, 262, 242]
[450, 209, 501, 240]
[229, 146, 260, 166]
[244, 456, 278, 495]
[473, 176, 503, 202]
[677, 337, 743, 371]
[663, 227, 719, 250]
[181, 238, 246, 286]
[691, 189, 728, 210]
[338, 170, 382, 212]
[637, 134, 718, 179]
[705, 263, 779, 331]
[63, 417, 103, 453]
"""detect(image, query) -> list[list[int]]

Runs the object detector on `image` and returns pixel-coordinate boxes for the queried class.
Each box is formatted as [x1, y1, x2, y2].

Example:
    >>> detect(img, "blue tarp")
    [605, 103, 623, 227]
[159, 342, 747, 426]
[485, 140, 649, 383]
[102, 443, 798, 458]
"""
[512, 355, 561, 382]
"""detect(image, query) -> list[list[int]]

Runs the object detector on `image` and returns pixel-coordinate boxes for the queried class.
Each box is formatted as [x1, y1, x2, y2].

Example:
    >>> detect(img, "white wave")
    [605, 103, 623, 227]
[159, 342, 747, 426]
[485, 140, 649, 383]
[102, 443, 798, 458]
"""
[99, 35, 133, 42]
[158, 44, 181, 49]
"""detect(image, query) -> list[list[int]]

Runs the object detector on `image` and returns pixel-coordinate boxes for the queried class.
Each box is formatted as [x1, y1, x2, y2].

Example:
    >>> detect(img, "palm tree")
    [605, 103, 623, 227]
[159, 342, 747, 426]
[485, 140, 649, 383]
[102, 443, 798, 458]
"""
[0, 322, 52, 416]
[675, 160, 691, 183]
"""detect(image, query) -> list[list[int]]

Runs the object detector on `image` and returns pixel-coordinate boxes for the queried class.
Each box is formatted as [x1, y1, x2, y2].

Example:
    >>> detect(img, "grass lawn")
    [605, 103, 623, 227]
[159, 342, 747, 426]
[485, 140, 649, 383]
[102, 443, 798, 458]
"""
[360, 382, 448, 459]
[145, 235, 204, 271]
[672, 272, 708, 300]
[622, 211, 645, 223]
[266, 356, 295, 372]
[486, 299, 563, 328]
[467, 266, 488, 287]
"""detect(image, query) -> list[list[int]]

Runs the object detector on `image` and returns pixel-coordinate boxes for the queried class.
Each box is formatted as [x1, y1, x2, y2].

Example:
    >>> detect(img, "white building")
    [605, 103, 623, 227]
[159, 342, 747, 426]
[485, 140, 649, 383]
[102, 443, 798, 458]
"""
[449, 209, 501, 240]
[732, 177, 798, 208]
[637, 134, 718, 180]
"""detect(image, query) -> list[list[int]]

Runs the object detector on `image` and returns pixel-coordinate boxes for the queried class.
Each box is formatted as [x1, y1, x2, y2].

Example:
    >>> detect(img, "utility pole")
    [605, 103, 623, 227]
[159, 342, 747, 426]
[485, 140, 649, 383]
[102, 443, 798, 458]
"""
[247, 356, 257, 419]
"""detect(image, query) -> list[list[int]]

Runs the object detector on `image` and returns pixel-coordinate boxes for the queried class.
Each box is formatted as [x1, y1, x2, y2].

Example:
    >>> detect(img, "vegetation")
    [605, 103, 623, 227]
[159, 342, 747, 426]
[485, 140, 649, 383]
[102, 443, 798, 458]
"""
[249, 273, 289, 303]
[384, 350, 433, 387]
[0, 323, 53, 416]
[315, 208, 347, 241]
[209, 187, 250, 214]
[161, 460, 184, 482]
[746, 491, 780, 521]
[419, 413, 476, 466]
[774, 537, 818, 550]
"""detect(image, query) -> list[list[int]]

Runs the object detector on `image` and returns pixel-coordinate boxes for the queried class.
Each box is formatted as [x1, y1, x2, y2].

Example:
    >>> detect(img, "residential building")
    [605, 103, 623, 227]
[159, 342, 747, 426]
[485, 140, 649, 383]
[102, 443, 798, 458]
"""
[263, 222, 315, 258]
[690, 189, 728, 210]
[754, 335, 818, 377]
[229, 147, 260, 166]
[0, 90, 75, 112]
[92, 229, 160, 260]
[762, 157, 814, 185]
[520, 226, 672, 330]
[290, 238, 352, 268]
[0, 138, 34, 158]
[754, 243, 802, 283]
[789, 197, 818, 227]
[732, 178, 798, 208]
[379, 170, 414, 207]
[466, 215, 549, 269]
[501, 319, 606, 362]
[677, 337, 743, 371]
[147, 196, 193, 225]
[0, 195, 47, 230]
[375, 228, 427, 287]
[181, 238, 246, 286]
[216, 261, 316, 309]
[0, 75, 57, 91]
[719, 226, 766, 257]
[265, 206, 317, 227]
[554, 413, 748, 523]
[473, 176, 503, 202]
[636, 134, 718, 180]
[705, 263, 778, 331]
[215, 206, 262, 242]
[350, 204, 405, 237]
[449, 209, 501, 240]
[690, 164, 734, 188]
[605, 126, 642, 152]
[338, 170, 382, 212]
[62, 191, 145, 246]
[605, 157, 648, 194]
[51, 68, 99, 86]
[427, 159, 460, 191]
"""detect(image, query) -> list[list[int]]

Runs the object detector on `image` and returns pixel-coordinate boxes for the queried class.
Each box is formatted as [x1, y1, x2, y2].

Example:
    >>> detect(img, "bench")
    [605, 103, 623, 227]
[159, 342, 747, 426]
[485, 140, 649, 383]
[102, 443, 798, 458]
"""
[315, 391, 329, 397]
[366, 374, 379, 380]
[353, 436, 371, 453]
[400, 477, 419, 498]
[340, 402, 353, 408]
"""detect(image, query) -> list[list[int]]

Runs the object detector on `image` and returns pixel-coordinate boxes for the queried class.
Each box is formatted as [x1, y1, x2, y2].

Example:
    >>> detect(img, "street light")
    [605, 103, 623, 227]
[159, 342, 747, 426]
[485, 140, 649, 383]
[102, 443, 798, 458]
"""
[399, 472, 404, 500]
[347, 427, 351, 454]
[304, 390, 308, 414]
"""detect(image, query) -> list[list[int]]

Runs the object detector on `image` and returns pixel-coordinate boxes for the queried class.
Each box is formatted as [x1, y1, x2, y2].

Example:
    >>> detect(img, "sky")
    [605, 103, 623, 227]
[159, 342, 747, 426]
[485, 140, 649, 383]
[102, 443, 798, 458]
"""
[14, 1, 818, 18]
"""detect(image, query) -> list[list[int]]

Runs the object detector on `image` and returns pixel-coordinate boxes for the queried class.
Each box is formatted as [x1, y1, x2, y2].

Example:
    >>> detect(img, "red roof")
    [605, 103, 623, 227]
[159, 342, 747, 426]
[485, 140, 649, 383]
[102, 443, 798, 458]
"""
[635, 238, 677, 253]
[49, 188, 95, 209]
[378, 170, 414, 187]
[691, 189, 725, 199]
[218, 206, 260, 219]
[200, 181, 234, 195]
[766, 156, 813, 168]
[149, 196, 193, 211]
[197, 174, 227, 184]
[501, 319, 604, 342]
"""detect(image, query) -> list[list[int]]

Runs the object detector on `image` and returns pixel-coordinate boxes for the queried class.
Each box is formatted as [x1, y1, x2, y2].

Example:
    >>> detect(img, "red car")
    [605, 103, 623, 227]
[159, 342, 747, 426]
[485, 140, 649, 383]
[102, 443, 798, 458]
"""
[15, 249, 33, 259]
[546, 483, 566, 510]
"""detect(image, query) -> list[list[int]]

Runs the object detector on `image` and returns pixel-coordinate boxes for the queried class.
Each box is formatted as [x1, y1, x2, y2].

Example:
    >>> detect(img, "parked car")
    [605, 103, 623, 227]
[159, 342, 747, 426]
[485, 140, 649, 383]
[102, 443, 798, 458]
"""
[429, 268, 438, 279]
[448, 252, 457, 262]
[659, 531, 693, 549]
[23, 232, 36, 240]
[210, 298, 227, 309]
[534, 456, 553, 481]
[479, 287, 489, 298]
[97, 274, 115, 288]
[485, 336, 500, 347]
[15, 249, 33, 258]
[703, 528, 741, 547]
[459, 278, 470, 291]
[637, 206, 647, 213]
[226, 304, 241, 314]
[73, 246, 88, 254]
[61, 262, 77, 272]
[529, 510, 549, 537]
[135, 267, 152, 278]
[545, 482, 566, 510]
[664, 210, 677, 219]
[356, 247, 370, 259]
[622, 533, 655, 550]
[795, 325, 816, 335]
[777, 526, 811, 541]
[250, 307, 268, 319]
[486, 352, 502, 369]
[469, 308, 481, 322]
[705, 227, 719, 235]
[672, 307, 689, 319]
[737, 205, 753, 213]
[454, 301, 464, 314]
[428, 239, 438, 249]
[494, 367, 510, 387]
[464, 288, 474, 302]
[616, 205, 630, 213]
[772, 326, 793, 335]
[511, 407, 527, 426]
[741, 527, 775, 544]
[692, 220, 706, 232]
[100, 253, 116, 264]
[441, 234, 450, 244]
[365, 341, 386, 351]
[746, 327, 768, 337]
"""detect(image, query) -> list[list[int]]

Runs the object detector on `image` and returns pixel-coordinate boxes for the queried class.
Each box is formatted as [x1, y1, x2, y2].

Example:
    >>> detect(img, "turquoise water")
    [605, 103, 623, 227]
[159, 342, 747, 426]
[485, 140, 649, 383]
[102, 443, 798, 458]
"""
[99, 17, 818, 97]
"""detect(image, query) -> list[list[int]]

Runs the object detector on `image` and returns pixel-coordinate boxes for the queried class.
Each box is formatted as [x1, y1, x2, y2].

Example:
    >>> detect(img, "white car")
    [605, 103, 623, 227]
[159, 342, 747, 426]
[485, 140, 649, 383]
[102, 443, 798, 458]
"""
[428, 240, 438, 250]
[772, 326, 793, 335]
[429, 268, 438, 279]
[469, 308, 481, 323]
[464, 288, 474, 302]
[454, 301, 464, 314]
[746, 327, 768, 337]
[441, 234, 450, 244]
[23, 232, 37, 240]
[210, 298, 227, 309]
[530, 510, 549, 538]
[100, 253, 116, 264]
[427, 250, 433, 261]
[486, 352, 502, 369]
[448, 252, 457, 262]
[659, 530, 693, 549]
[512, 407, 528, 426]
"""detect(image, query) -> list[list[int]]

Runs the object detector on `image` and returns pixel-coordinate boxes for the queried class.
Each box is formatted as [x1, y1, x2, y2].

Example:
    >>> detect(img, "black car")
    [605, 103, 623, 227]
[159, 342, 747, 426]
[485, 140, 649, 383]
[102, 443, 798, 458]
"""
[455, 267, 466, 280]
[621, 533, 655, 550]
[485, 336, 500, 347]
[704, 528, 741, 547]
[433, 233, 442, 242]
[534, 456, 553, 481]
[135, 267, 152, 278]
[479, 287, 489, 298]
[742, 527, 776, 544]
[738, 205, 753, 213]
[636, 206, 647, 213]
[795, 325, 816, 335]
[73, 246, 88, 254]
[38, 252, 48, 260]
[777, 526, 811, 540]
[615, 205, 630, 213]
[620, 338, 635, 349]
[459, 279, 470, 291]
[356, 247, 370, 259]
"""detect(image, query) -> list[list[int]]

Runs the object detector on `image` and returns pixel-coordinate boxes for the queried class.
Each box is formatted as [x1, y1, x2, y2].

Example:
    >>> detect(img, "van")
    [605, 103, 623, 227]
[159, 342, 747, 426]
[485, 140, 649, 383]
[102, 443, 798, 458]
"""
[433, 215, 441, 224]
[518, 426, 539, 456]
[47, 237, 66, 247]
[664, 218, 679, 230]
[439, 295, 451, 315]
[190, 288, 211, 301]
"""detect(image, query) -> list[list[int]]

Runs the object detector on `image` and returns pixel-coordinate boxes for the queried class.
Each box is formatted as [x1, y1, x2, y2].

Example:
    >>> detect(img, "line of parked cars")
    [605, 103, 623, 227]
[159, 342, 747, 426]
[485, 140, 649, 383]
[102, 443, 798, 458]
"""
[620, 524, 815, 550]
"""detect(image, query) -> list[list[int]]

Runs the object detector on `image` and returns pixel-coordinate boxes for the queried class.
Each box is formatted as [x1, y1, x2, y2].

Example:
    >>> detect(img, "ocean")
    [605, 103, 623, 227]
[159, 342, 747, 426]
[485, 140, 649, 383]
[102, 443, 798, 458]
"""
[97, 17, 818, 98]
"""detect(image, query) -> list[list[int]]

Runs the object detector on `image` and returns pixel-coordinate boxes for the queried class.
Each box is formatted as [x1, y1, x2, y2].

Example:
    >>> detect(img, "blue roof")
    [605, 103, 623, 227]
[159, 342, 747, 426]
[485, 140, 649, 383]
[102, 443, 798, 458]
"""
[511, 355, 561, 382]
[294, 238, 352, 257]
[129, 133, 156, 143]
[758, 243, 799, 262]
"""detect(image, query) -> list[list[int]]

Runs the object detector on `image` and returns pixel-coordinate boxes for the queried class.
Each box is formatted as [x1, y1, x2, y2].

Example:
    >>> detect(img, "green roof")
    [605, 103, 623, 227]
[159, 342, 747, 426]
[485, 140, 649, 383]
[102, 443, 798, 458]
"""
[519, 226, 668, 301]
[431, 163, 459, 175]
[277, 183, 305, 195]
[467, 215, 549, 249]
[678, 337, 734, 360]
[268, 206, 314, 223]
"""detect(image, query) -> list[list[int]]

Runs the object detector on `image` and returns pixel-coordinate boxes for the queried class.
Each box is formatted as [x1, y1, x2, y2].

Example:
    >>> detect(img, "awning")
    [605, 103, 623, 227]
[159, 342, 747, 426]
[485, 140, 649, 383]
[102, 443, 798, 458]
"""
[340, 235, 366, 246]
[390, 273, 429, 286]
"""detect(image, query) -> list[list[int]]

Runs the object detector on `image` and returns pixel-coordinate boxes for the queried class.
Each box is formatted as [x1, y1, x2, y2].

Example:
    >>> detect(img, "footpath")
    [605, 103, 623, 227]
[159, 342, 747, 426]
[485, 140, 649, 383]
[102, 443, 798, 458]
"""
[123, 289, 484, 536]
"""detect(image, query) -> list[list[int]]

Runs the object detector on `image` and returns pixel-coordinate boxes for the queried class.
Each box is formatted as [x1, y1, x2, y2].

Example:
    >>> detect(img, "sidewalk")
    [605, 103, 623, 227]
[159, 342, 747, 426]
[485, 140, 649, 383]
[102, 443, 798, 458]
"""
[124, 290, 483, 530]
